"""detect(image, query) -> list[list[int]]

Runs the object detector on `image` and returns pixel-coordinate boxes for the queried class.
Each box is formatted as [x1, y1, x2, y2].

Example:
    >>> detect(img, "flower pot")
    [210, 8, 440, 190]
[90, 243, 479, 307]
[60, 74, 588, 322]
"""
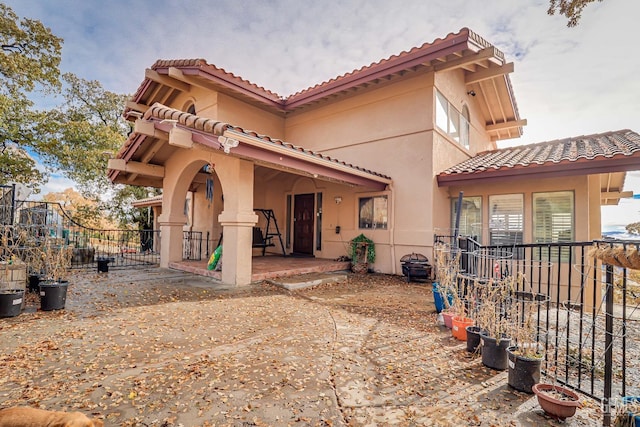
[0, 289, 24, 318]
[506, 346, 542, 393]
[532, 383, 581, 420]
[28, 274, 41, 293]
[39, 281, 68, 311]
[442, 311, 454, 329]
[466, 325, 483, 353]
[452, 316, 474, 341]
[480, 333, 511, 370]
[432, 282, 453, 313]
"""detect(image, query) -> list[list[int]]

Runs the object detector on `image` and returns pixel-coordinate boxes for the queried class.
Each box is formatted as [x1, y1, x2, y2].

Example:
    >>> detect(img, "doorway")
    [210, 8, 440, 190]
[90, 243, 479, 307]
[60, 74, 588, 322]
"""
[293, 193, 314, 256]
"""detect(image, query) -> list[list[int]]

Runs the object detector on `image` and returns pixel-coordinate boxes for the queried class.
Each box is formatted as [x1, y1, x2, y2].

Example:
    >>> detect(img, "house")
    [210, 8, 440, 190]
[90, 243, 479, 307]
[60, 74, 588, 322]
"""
[107, 27, 640, 287]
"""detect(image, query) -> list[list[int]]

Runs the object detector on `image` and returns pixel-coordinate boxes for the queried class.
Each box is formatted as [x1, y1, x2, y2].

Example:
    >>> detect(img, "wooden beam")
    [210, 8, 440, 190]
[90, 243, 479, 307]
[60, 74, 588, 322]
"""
[466, 62, 514, 84]
[169, 126, 193, 149]
[134, 119, 169, 140]
[145, 69, 191, 93]
[433, 48, 495, 72]
[486, 119, 528, 132]
[140, 139, 165, 163]
[601, 191, 634, 199]
[125, 101, 149, 113]
[107, 159, 165, 178]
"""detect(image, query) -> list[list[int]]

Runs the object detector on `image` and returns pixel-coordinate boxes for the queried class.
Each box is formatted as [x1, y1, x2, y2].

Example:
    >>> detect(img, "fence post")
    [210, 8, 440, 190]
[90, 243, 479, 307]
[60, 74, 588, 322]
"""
[603, 264, 614, 427]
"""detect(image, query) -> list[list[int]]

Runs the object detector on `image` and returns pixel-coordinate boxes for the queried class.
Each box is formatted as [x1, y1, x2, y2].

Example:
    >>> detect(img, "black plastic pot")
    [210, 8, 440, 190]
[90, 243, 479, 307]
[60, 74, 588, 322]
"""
[466, 325, 483, 353]
[0, 289, 24, 318]
[480, 333, 511, 370]
[97, 258, 110, 273]
[507, 346, 542, 393]
[28, 274, 41, 293]
[39, 281, 68, 311]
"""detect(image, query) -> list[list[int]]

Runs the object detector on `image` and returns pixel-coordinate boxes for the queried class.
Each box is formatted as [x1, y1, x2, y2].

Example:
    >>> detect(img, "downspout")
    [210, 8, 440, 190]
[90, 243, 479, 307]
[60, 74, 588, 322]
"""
[389, 184, 396, 275]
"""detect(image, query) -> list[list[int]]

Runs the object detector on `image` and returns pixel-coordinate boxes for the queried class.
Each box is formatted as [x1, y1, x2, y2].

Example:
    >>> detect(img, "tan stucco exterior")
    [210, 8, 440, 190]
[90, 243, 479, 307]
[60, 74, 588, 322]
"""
[110, 29, 634, 289]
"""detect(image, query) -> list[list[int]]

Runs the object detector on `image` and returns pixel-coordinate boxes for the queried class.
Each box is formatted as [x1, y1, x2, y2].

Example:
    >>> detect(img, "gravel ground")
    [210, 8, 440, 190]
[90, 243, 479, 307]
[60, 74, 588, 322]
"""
[0, 268, 609, 426]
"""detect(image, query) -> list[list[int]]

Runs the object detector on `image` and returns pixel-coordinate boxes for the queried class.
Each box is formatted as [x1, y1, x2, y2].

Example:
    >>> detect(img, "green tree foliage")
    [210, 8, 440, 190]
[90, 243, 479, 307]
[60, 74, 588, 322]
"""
[111, 186, 160, 229]
[38, 73, 131, 195]
[548, 0, 603, 27]
[0, 3, 62, 189]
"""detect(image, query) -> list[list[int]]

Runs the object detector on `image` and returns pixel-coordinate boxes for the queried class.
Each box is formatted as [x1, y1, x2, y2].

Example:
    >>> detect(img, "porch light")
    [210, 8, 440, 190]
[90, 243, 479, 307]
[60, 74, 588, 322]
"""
[334, 196, 342, 204]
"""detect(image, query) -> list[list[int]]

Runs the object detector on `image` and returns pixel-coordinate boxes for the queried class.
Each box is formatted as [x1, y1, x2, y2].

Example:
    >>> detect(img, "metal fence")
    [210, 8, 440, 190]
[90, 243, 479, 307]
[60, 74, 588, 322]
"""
[6, 200, 159, 270]
[436, 235, 640, 426]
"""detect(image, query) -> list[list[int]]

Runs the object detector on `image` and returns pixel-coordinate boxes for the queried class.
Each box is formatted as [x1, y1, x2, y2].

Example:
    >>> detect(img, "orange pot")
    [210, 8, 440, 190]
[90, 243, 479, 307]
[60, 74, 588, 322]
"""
[452, 316, 474, 341]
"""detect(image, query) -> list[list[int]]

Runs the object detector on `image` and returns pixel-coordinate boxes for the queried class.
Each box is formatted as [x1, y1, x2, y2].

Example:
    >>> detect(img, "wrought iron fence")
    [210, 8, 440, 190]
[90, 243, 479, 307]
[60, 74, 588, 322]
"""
[6, 200, 160, 270]
[435, 235, 640, 426]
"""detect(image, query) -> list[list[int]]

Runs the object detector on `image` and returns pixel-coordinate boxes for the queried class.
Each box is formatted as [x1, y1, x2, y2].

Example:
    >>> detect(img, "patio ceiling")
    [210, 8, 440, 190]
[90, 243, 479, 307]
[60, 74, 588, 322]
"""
[124, 28, 523, 142]
[108, 103, 392, 191]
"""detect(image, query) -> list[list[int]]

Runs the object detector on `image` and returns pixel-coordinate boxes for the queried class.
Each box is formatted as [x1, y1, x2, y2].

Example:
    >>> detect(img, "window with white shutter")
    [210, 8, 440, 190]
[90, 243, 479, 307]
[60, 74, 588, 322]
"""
[451, 196, 482, 242]
[533, 191, 574, 261]
[489, 194, 523, 247]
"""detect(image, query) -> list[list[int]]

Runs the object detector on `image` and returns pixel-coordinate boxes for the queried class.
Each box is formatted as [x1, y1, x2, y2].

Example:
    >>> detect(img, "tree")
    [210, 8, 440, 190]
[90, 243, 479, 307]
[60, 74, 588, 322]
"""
[627, 222, 640, 236]
[0, 3, 62, 189]
[43, 187, 117, 230]
[547, 0, 603, 27]
[37, 73, 131, 195]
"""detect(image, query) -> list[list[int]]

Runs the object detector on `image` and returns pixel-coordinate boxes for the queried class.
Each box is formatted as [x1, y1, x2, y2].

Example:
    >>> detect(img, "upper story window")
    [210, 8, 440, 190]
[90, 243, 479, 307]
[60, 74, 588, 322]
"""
[435, 90, 470, 149]
[359, 195, 388, 230]
[186, 104, 196, 115]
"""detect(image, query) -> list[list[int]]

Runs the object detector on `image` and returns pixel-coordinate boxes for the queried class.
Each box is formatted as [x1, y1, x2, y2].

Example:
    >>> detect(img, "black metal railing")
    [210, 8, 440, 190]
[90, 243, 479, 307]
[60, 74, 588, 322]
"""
[435, 235, 640, 426]
[6, 200, 160, 270]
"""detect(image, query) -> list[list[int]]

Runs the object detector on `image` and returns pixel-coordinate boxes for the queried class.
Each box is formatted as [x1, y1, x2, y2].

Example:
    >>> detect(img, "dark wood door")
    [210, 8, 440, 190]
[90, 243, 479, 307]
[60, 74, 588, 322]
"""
[293, 193, 314, 255]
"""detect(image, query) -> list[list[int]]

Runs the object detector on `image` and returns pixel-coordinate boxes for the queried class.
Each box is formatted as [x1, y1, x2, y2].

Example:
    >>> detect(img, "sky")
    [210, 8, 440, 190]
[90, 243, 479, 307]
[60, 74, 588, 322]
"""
[5, 0, 640, 231]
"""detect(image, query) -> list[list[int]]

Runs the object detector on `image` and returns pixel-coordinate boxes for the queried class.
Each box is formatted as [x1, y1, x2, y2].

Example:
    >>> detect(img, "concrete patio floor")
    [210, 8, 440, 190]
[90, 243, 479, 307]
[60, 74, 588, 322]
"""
[0, 268, 605, 426]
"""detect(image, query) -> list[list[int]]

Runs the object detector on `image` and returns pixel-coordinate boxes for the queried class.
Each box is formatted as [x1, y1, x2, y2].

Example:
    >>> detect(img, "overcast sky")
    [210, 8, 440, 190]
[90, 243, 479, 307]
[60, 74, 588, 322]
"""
[5, 0, 640, 229]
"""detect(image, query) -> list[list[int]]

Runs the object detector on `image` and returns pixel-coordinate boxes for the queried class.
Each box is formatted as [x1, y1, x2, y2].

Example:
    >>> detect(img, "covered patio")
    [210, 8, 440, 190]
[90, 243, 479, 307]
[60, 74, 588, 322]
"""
[169, 255, 351, 282]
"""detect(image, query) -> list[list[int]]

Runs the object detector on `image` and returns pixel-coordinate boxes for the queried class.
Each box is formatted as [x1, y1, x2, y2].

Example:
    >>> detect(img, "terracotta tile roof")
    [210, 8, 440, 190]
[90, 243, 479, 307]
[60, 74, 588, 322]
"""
[118, 103, 391, 182]
[130, 28, 506, 112]
[438, 130, 640, 185]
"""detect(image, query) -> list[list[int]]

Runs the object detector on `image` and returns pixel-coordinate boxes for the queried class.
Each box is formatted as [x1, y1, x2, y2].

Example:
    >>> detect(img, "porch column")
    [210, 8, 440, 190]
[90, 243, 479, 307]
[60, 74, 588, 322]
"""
[157, 213, 187, 268]
[217, 158, 258, 286]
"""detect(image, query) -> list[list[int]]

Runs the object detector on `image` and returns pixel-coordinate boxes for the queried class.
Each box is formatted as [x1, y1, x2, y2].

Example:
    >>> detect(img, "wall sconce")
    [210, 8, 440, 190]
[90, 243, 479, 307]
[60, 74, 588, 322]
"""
[334, 196, 342, 205]
[467, 90, 476, 97]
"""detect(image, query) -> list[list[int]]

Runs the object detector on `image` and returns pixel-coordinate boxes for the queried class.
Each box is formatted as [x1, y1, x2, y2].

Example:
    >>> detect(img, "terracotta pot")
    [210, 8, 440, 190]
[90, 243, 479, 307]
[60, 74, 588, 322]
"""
[452, 316, 474, 341]
[532, 383, 581, 420]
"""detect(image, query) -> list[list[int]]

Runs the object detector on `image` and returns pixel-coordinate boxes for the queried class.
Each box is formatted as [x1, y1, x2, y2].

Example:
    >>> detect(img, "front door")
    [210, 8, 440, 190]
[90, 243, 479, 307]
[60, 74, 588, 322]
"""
[293, 193, 314, 255]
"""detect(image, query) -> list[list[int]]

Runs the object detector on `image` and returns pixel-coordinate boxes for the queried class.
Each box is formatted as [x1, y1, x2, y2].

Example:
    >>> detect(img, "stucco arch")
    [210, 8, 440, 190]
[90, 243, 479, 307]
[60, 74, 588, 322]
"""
[158, 145, 258, 285]
[291, 176, 320, 194]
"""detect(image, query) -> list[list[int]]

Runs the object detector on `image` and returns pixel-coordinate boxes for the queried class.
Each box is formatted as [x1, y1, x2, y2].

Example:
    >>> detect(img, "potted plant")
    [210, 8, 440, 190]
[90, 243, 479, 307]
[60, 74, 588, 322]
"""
[349, 234, 375, 274]
[0, 225, 26, 318]
[476, 274, 513, 370]
[39, 238, 73, 311]
[433, 243, 464, 329]
[505, 278, 547, 393]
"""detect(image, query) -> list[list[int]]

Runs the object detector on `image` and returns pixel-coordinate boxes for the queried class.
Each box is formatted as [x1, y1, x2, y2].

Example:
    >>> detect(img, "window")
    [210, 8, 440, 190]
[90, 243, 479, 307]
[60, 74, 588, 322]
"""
[533, 191, 574, 261]
[358, 196, 388, 229]
[451, 196, 482, 242]
[186, 104, 196, 115]
[489, 194, 523, 247]
[435, 90, 470, 148]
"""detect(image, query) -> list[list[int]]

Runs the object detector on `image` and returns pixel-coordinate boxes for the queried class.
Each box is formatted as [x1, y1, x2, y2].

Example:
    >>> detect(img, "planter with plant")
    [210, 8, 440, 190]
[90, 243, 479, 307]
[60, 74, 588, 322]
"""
[349, 234, 375, 274]
[476, 274, 514, 370]
[39, 239, 73, 311]
[0, 226, 27, 318]
[505, 284, 548, 393]
[433, 243, 467, 331]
